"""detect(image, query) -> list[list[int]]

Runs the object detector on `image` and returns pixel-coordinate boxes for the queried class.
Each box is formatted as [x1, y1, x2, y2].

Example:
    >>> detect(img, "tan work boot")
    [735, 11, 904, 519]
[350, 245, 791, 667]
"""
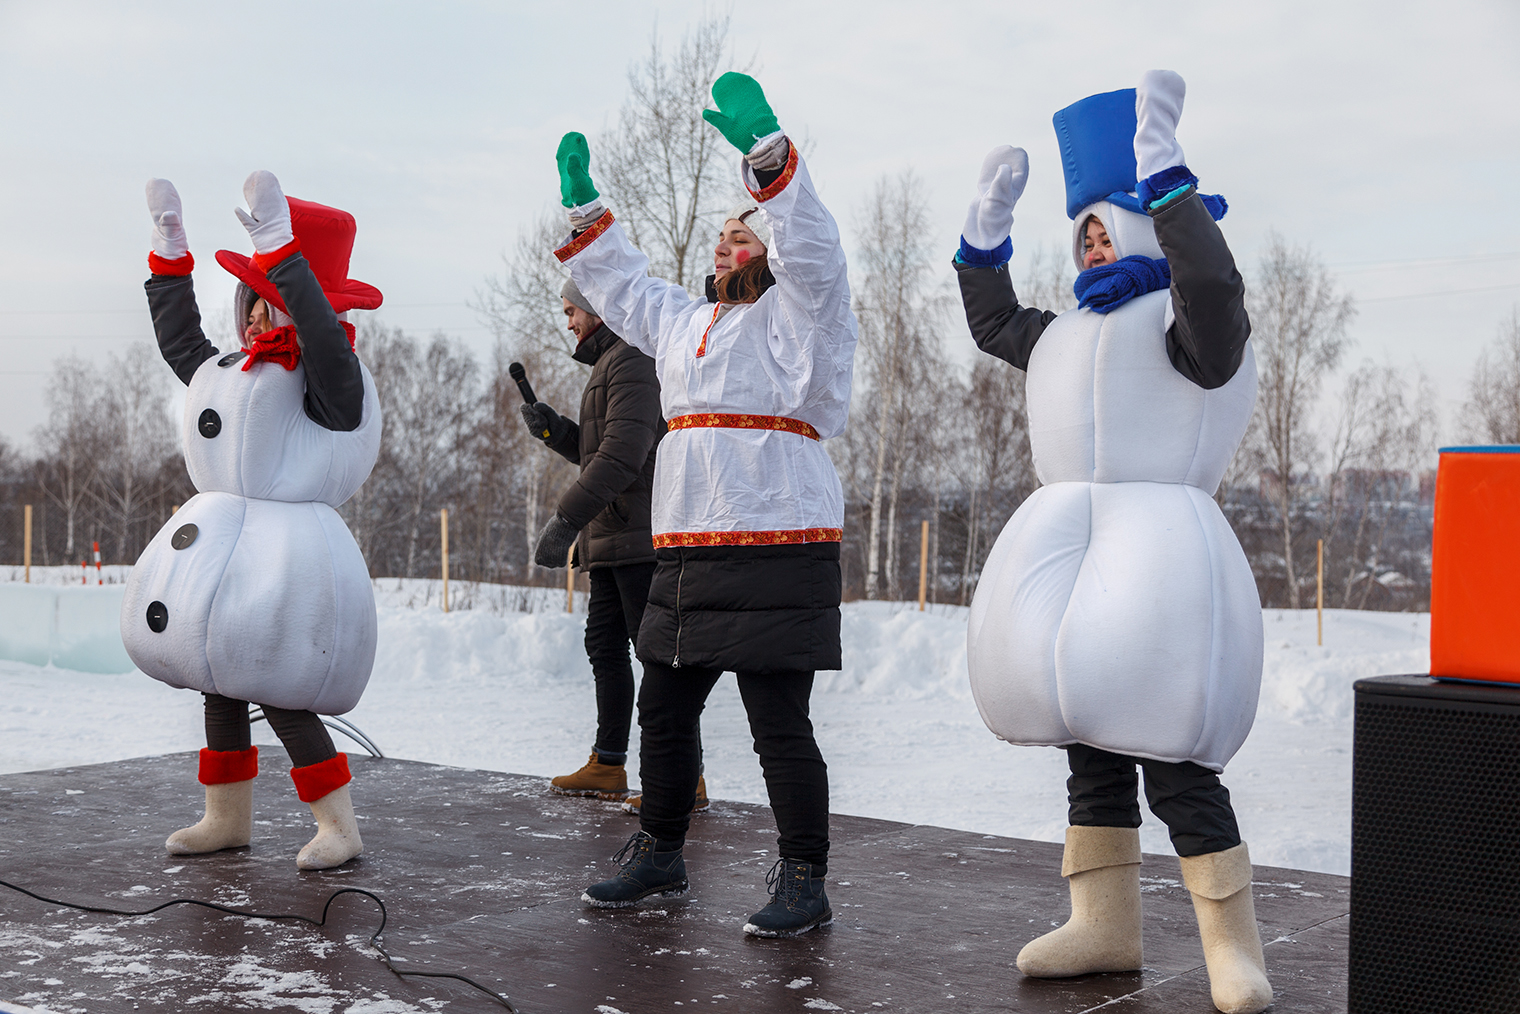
[1179, 843, 1273, 1014]
[166, 780, 254, 855]
[551, 752, 630, 801]
[297, 783, 364, 870]
[622, 775, 709, 815]
[1017, 825, 1143, 977]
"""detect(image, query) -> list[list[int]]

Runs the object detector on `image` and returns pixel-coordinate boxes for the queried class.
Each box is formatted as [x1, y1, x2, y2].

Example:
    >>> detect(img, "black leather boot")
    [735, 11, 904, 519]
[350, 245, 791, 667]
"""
[743, 858, 832, 937]
[582, 831, 689, 908]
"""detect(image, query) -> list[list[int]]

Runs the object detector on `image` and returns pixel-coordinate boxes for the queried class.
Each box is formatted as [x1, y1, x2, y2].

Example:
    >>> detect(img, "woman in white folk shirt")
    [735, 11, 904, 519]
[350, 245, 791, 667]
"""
[542, 72, 856, 937]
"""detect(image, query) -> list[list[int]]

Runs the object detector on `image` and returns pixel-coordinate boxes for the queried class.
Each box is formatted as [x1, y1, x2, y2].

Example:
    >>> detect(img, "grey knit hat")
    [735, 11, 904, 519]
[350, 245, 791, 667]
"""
[724, 202, 772, 249]
[561, 277, 598, 317]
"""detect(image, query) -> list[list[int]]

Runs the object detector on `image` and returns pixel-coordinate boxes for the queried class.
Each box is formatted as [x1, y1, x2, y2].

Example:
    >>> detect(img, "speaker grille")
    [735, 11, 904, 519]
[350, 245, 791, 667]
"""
[1351, 685, 1520, 1013]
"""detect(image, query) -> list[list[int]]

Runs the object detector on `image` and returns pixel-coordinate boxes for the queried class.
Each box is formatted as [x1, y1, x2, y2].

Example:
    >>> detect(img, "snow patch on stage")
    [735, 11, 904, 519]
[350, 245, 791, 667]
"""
[0, 754, 1348, 1012]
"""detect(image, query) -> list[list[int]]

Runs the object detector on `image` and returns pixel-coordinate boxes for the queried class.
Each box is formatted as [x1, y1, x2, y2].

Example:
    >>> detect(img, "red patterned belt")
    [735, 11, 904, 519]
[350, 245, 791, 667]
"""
[666, 413, 820, 441]
[653, 528, 842, 548]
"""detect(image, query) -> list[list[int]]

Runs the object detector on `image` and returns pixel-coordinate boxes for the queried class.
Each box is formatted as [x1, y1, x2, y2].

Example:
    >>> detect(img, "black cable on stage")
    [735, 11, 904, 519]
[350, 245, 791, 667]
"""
[0, 877, 518, 1012]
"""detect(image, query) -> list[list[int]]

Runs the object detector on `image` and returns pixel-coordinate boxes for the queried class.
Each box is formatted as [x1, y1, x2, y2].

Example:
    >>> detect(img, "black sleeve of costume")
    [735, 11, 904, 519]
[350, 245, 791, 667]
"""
[145, 273, 219, 386]
[555, 345, 662, 531]
[266, 252, 367, 432]
[1152, 190, 1251, 390]
[547, 419, 581, 466]
[752, 146, 789, 191]
[953, 260, 1059, 370]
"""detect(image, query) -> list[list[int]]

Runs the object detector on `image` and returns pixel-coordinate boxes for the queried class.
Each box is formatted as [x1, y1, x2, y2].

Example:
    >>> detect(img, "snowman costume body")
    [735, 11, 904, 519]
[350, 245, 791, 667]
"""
[964, 204, 1261, 772]
[122, 325, 381, 714]
[955, 76, 1273, 1012]
[124, 175, 380, 871]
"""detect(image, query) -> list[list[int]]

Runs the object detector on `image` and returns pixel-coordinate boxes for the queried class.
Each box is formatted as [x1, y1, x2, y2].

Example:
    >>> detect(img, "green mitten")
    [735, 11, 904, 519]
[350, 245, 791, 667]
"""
[556, 132, 600, 208]
[702, 72, 780, 153]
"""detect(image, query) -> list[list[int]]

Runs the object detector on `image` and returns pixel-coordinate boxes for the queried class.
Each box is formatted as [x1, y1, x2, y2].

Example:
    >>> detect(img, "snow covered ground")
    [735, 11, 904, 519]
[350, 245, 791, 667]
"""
[0, 573, 1430, 876]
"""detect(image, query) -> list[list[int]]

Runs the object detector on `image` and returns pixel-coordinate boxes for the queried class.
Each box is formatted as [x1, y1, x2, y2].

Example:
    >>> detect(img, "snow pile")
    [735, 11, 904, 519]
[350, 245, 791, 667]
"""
[0, 574, 1432, 876]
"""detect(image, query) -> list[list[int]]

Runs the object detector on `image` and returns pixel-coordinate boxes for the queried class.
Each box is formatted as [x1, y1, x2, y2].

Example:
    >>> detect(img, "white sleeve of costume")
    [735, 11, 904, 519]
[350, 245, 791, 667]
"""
[557, 215, 701, 359]
[740, 150, 856, 376]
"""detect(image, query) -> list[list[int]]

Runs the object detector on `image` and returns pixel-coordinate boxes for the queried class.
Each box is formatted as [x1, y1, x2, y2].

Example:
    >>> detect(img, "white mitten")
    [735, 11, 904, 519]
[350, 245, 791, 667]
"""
[961, 145, 1028, 252]
[235, 170, 295, 254]
[146, 178, 189, 261]
[1134, 70, 1187, 180]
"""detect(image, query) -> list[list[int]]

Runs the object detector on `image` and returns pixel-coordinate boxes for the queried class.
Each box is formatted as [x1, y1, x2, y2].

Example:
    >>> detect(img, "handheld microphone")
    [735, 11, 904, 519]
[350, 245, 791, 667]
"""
[508, 362, 551, 439]
[507, 362, 537, 405]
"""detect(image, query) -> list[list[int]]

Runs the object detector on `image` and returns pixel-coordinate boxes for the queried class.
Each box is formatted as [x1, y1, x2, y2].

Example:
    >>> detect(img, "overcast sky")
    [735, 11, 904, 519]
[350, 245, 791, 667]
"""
[1, 0, 1516, 450]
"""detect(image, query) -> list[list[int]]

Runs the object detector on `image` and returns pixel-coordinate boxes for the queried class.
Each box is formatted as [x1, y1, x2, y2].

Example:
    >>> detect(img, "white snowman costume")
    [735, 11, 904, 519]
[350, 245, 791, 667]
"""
[965, 201, 1261, 772]
[123, 174, 380, 872]
[962, 99, 1262, 775]
[954, 75, 1274, 1013]
[123, 192, 381, 716]
[121, 353, 381, 714]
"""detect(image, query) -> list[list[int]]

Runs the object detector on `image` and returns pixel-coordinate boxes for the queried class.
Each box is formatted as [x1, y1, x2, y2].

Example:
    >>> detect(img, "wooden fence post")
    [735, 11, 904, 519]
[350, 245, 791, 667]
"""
[440, 508, 450, 613]
[23, 504, 31, 583]
[1316, 538, 1324, 646]
[918, 519, 930, 612]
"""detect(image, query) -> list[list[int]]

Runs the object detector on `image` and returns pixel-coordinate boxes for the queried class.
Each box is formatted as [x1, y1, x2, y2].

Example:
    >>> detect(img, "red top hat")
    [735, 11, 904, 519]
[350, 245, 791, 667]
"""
[215, 197, 383, 314]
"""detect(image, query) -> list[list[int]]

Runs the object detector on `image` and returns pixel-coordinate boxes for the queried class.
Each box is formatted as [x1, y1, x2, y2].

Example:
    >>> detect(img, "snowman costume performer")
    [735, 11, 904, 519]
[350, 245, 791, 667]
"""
[553, 73, 856, 937]
[954, 73, 1271, 1013]
[122, 172, 381, 871]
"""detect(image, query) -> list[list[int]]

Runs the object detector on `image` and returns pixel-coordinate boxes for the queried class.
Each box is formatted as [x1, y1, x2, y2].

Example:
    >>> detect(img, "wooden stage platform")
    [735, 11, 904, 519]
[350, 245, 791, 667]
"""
[0, 754, 1348, 1012]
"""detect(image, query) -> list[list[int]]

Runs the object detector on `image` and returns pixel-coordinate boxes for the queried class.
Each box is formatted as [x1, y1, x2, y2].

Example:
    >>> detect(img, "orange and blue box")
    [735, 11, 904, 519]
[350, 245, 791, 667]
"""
[1430, 445, 1520, 684]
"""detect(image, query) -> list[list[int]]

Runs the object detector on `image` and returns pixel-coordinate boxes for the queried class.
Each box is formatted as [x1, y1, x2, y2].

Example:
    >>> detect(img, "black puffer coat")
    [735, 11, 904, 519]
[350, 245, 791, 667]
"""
[545, 323, 664, 568]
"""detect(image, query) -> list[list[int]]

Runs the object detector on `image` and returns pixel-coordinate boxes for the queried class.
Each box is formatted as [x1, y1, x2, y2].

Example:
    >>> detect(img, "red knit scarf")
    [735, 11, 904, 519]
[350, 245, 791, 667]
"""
[242, 321, 357, 372]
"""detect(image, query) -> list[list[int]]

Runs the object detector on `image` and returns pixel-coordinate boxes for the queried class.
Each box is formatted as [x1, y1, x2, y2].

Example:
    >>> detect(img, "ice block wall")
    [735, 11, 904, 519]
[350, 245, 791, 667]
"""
[0, 585, 136, 673]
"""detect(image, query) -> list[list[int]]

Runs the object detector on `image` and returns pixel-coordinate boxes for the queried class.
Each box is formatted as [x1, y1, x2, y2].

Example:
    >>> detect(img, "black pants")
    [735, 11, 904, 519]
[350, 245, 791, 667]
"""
[638, 662, 829, 873]
[1066, 743, 1240, 857]
[203, 693, 336, 770]
[584, 562, 656, 764]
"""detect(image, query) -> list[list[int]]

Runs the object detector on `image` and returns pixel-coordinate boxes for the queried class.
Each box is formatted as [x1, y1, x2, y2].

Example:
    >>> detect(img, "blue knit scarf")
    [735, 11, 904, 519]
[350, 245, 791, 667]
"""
[1073, 255, 1171, 314]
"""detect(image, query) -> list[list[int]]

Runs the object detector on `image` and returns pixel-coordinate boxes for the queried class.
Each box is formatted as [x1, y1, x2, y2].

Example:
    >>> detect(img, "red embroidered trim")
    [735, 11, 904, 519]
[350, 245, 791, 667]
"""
[653, 527, 842, 548]
[554, 210, 615, 263]
[747, 144, 799, 203]
[252, 238, 301, 273]
[242, 321, 356, 372]
[289, 753, 351, 802]
[198, 746, 258, 785]
[667, 413, 820, 441]
[695, 304, 722, 358]
[148, 251, 195, 276]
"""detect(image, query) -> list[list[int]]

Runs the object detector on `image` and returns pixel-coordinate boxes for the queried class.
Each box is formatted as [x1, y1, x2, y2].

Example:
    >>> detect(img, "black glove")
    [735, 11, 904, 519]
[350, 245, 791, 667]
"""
[520, 401, 571, 445]
[534, 514, 580, 568]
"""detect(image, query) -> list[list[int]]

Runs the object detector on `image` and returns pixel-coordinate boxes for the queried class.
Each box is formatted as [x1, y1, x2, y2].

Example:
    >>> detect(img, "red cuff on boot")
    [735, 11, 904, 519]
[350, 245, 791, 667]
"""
[290, 753, 350, 802]
[198, 746, 258, 785]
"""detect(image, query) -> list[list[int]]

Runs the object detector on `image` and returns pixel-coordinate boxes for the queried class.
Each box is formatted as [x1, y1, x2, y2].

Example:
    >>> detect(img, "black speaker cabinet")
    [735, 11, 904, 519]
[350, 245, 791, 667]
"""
[1351, 674, 1520, 1013]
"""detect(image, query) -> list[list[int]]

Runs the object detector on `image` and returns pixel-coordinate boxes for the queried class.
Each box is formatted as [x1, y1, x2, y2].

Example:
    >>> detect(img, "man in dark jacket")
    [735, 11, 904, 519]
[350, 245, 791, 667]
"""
[522, 279, 667, 800]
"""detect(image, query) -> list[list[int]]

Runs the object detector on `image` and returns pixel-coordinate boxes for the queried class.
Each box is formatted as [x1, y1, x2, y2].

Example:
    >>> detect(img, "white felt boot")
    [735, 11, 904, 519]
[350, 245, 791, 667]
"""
[297, 784, 363, 870]
[1017, 826, 1143, 977]
[1179, 843, 1273, 1014]
[166, 781, 253, 855]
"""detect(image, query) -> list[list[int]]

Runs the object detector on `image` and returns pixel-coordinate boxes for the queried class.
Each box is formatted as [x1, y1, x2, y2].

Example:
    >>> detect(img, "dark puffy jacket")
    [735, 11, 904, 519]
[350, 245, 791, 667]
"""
[546, 324, 664, 568]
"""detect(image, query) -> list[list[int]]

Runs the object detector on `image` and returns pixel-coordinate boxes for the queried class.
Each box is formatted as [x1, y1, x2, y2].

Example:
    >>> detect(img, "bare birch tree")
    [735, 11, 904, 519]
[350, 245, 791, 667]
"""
[91, 343, 176, 559]
[1244, 233, 1355, 607]
[597, 14, 745, 290]
[34, 354, 106, 561]
[851, 171, 951, 599]
[1461, 308, 1520, 443]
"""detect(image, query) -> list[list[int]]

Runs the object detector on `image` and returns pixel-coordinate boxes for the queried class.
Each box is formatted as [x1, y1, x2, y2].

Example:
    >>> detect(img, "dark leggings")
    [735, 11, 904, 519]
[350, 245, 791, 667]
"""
[584, 563, 656, 763]
[637, 662, 828, 873]
[1066, 743, 1241, 858]
[203, 693, 337, 770]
